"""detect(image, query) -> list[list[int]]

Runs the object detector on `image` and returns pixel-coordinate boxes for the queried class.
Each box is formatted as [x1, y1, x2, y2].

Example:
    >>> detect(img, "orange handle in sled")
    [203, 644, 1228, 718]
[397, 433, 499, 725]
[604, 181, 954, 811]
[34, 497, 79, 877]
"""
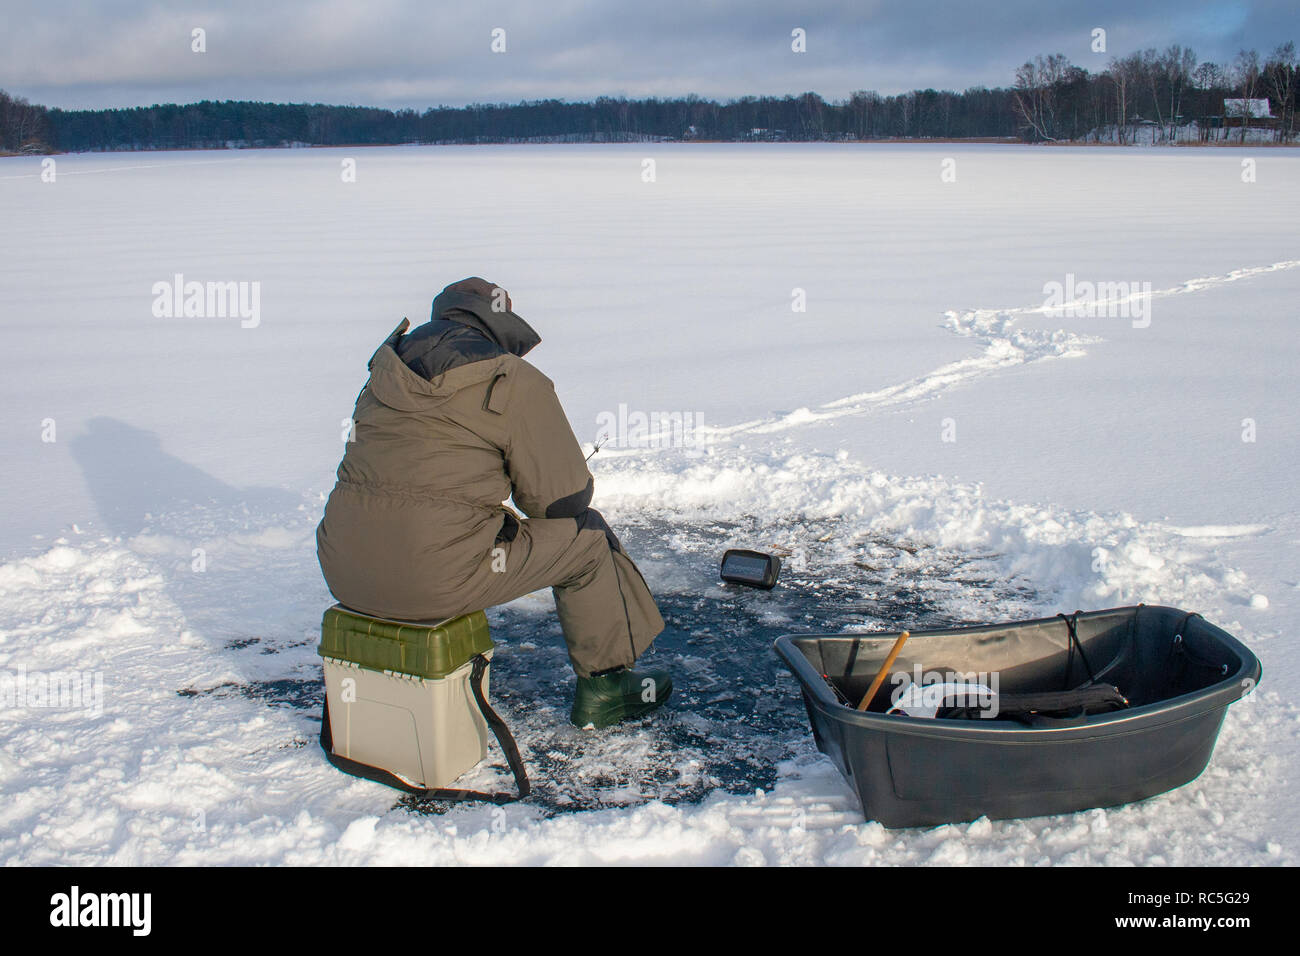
[857, 631, 909, 711]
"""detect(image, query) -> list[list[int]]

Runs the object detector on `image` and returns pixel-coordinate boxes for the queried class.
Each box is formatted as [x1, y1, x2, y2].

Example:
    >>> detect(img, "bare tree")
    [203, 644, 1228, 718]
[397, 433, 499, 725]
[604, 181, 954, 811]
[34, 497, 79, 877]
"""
[1233, 48, 1262, 143]
[1106, 54, 1143, 143]
[1191, 61, 1225, 140]
[899, 90, 916, 137]
[0, 89, 51, 152]
[1141, 48, 1166, 134]
[848, 90, 880, 139]
[1160, 45, 1197, 141]
[1193, 61, 1225, 88]
[1266, 42, 1297, 142]
[1013, 53, 1071, 141]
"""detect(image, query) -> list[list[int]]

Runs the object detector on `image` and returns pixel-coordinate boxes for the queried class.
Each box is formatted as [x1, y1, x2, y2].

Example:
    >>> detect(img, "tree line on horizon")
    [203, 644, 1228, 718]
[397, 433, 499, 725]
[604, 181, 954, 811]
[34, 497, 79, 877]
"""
[2, 41, 1295, 153]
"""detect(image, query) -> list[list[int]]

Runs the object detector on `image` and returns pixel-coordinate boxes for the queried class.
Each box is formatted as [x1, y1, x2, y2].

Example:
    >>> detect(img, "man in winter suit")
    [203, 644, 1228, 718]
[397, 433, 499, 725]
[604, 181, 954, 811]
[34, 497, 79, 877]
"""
[317, 278, 671, 728]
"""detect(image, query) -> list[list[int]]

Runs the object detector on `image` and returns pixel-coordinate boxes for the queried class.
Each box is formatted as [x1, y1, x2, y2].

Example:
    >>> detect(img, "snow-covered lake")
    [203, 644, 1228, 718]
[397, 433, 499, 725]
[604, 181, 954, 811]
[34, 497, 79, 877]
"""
[1, 143, 1297, 864]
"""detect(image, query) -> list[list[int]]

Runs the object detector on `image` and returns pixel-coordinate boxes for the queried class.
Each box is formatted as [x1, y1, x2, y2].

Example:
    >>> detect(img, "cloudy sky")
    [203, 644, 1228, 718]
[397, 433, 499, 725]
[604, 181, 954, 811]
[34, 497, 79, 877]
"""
[4, 0, 1295, 110]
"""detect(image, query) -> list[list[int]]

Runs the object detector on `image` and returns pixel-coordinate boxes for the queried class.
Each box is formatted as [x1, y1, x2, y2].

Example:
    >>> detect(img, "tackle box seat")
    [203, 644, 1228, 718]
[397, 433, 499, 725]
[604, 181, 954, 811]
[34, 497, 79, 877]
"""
[318, 604, 496, 789]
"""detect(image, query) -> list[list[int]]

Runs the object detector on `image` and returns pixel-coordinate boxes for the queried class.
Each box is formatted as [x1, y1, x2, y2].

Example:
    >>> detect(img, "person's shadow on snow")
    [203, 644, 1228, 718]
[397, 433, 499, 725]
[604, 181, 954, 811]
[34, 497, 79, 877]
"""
[69, 417, 325, 711]
[69, 416, 300, 537]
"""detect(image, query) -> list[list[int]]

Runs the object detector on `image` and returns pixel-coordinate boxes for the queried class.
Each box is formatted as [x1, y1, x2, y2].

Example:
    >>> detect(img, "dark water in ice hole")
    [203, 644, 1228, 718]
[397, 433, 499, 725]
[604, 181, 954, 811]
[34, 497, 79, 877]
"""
[179, 515, 1041, 815]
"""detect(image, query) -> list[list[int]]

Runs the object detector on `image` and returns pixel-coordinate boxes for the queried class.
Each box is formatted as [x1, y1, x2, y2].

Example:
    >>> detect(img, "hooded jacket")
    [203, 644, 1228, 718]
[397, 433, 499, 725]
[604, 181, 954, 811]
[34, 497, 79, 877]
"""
[316, 279, 595, 620]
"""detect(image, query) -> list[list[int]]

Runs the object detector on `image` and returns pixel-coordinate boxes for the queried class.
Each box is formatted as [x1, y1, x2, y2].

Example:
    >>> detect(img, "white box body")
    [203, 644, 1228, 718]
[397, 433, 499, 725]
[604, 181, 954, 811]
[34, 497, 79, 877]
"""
[322, 651, 492, 789]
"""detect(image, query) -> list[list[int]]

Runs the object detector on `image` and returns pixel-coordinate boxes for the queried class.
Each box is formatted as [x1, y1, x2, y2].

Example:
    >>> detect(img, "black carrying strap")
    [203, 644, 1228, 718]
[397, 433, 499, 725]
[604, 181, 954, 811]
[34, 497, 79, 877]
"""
[1057, 611, 1098, 688]
[1164, 610, 1227, 694]
[320, 653, 530, 805]
[939, 682, 1129, 721]
[996, 682, 1129, 717]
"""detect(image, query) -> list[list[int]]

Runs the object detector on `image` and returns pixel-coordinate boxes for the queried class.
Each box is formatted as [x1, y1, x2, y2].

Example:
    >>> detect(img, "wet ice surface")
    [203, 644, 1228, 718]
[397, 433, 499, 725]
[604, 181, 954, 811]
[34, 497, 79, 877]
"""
[459, 515, 1040, 814]
[183, 513, 1041, 816]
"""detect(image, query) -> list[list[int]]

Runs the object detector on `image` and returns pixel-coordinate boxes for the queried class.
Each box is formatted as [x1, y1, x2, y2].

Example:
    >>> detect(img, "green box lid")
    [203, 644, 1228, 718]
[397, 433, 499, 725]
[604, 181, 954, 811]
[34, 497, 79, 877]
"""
[317, 605, 493, 680]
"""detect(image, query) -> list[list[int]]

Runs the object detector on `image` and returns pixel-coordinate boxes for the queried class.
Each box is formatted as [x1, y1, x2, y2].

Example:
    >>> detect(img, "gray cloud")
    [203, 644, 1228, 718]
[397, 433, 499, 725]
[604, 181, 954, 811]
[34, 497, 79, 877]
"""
[4, 0, 1296, 109]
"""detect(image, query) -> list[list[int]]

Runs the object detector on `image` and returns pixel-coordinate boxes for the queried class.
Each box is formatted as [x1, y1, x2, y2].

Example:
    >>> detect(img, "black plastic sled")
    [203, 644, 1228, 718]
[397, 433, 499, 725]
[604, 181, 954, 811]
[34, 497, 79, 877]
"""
[774, 605, 1261, 828]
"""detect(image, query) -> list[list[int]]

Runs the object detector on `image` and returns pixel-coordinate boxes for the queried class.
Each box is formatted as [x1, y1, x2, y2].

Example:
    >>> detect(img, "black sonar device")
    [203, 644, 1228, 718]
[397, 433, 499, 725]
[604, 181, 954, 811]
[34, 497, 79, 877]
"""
[719, 549, 781, 589]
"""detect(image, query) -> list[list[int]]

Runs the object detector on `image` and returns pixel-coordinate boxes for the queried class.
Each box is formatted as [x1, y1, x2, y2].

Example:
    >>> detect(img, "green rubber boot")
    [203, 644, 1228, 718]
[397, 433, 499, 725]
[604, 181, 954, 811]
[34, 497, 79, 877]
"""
[570, 666, 673, 729]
